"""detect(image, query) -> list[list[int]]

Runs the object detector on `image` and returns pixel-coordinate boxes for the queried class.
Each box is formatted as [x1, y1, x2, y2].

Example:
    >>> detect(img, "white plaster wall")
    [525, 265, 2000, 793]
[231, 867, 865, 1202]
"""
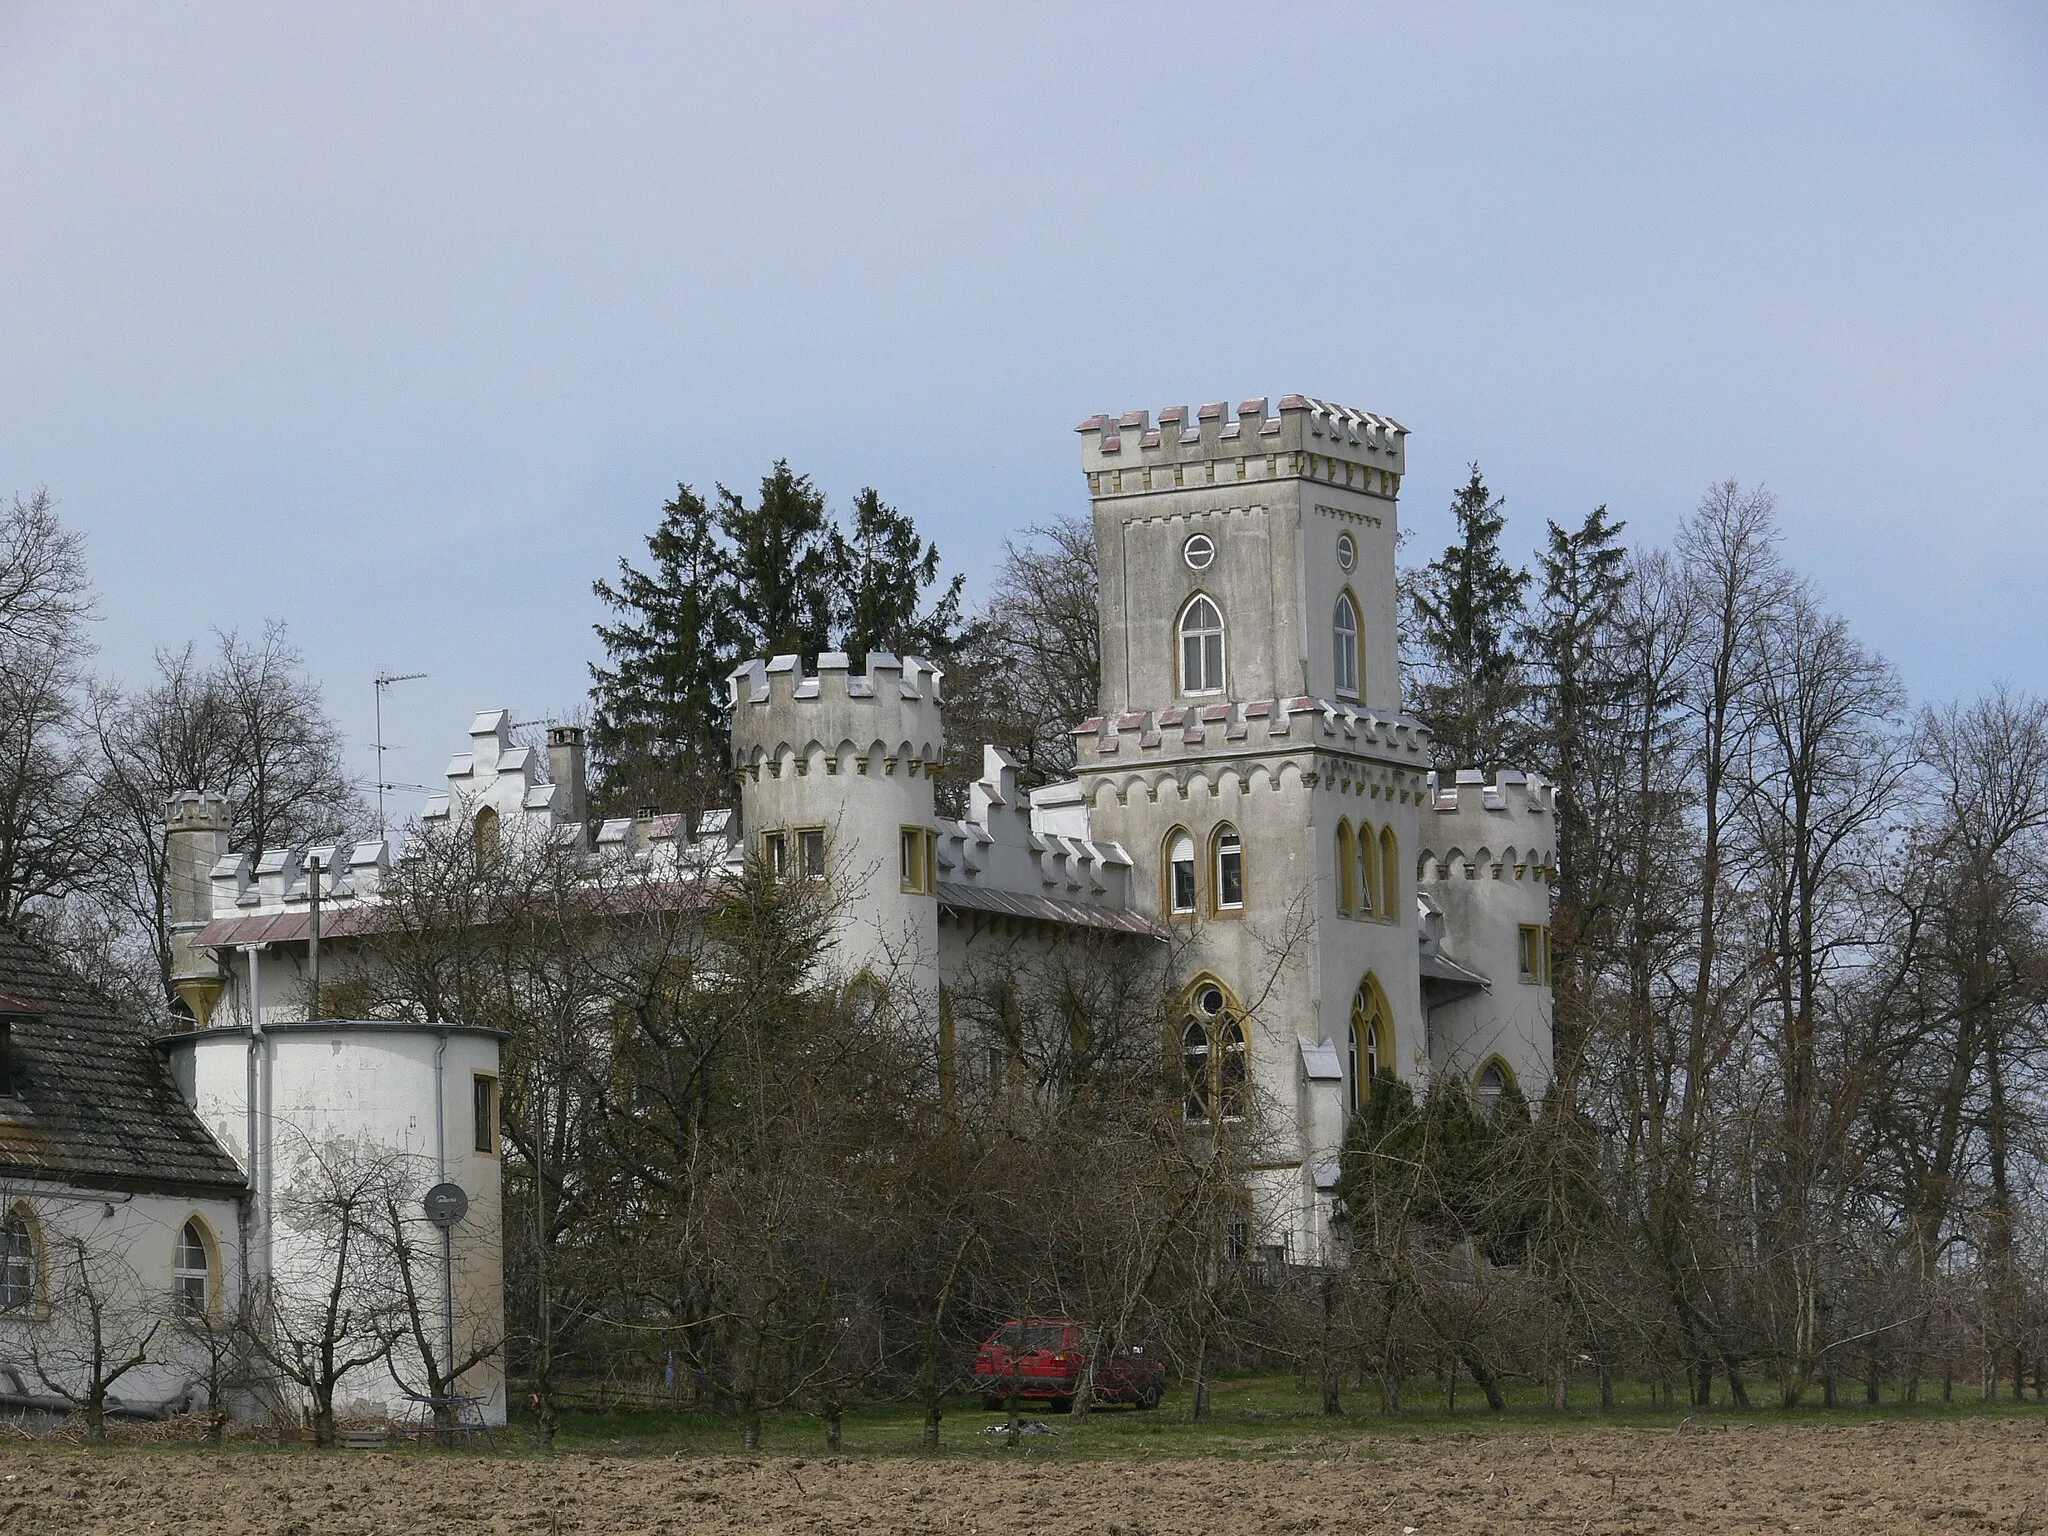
[171, 1022, 505, 1425]
[0, 1181, 245, 1414]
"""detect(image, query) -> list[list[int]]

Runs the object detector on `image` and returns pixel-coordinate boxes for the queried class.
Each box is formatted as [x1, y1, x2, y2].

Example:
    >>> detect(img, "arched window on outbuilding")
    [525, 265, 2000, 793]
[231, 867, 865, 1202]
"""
[1357, 820, 1380, 918]
[1212, 825, 1244, 913]
[1379, 824, 1400, 920]
[1475, 1058, 1516, 1119]
[1335, 820, 1356, 916]
[1, 1205, 35, 1311]
[474, 806, 502, 868]
[1181, 978, 1248, 1125]
[1178, 594, 1226, 696]
[1348, 976, 1392, 1116]
[174, 1218, 214, 1317]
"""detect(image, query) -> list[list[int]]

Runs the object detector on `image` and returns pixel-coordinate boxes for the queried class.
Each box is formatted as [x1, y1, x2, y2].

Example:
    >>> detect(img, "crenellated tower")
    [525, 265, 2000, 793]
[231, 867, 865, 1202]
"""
[727, 652, 946, 1007]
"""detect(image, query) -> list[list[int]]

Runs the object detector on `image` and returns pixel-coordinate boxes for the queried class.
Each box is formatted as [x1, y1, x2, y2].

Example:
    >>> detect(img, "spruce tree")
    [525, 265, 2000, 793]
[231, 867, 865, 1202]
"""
[834, 487, 964, 666]
[718, 461, 838, 659]
[590, 482, 740, 817]
[1407, 464, 1530, 770]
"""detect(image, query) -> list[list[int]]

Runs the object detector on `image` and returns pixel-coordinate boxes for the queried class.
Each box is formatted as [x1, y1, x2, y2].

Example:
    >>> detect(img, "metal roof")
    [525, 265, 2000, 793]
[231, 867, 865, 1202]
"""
[937, 882, 1160, 937]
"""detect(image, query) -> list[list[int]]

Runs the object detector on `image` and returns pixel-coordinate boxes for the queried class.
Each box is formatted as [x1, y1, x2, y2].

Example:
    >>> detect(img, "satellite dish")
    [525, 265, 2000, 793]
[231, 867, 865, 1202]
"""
[423, 1182, 469, 1229]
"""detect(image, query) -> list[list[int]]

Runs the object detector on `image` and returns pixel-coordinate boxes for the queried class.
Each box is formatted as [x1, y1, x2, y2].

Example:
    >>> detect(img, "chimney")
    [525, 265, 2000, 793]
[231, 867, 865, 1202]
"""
[164, 791, 230, 1027]
[548, 725, 589, 831]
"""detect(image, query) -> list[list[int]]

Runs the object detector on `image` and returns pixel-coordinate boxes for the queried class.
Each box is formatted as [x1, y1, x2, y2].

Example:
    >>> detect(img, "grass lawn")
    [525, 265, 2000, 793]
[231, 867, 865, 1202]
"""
[514, 1370, 2048, 1459]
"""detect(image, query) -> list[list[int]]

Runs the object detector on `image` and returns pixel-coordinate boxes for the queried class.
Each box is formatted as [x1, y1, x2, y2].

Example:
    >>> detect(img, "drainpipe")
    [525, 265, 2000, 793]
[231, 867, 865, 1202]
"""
[238, 944, 270, 1292]
[434, 1030, 454, 1392]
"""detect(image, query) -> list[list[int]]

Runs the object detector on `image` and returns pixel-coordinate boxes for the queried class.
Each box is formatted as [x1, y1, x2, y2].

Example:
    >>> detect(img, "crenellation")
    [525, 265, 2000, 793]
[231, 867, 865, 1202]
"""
[1079, 393, 1407, 496]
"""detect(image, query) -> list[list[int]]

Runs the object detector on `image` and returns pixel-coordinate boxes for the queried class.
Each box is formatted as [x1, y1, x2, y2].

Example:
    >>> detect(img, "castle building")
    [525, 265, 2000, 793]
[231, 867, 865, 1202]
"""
[169, 392, 1553, 1278]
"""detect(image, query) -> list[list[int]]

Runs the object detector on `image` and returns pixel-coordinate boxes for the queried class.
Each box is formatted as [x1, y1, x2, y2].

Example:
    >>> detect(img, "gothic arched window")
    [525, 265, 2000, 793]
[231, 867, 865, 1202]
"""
[1166, 830, 1197, 915]
[1212, 825, 1244, 912]
[1178, 594, 1226, 696]
[474, 806, 502, 868]
[1181, 979, 1248, 1125]
[174, 1218, 213, 1316]
[1379, 824, 1400, 919]
[1349, 977, 1392, 1114]
[1, 1206, 34, 1310]
[1335, 820, 1357, 917]
[1357, 820, 1380, 919]
[1476, 1058, 1514, 1118]
[1333, 591, 1361, 698]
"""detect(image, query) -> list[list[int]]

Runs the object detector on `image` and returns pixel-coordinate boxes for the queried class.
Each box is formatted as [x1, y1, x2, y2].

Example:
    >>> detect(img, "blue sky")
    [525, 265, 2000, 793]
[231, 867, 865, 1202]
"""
[1, 4, 2043, 808]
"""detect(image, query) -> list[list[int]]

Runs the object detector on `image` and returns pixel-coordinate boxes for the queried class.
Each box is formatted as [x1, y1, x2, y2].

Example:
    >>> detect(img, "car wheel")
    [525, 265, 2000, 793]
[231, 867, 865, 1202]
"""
[1050, 1395, 1072, 1414]
[1138, 1383, 1162, 1411]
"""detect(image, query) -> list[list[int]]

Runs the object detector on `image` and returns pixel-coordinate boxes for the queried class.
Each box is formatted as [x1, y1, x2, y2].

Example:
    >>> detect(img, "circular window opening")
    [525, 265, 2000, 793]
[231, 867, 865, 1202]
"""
[1183, 533, 1215, 570]
[1336, 532, 1356, 571]
[1197, 984, 1225, 1017]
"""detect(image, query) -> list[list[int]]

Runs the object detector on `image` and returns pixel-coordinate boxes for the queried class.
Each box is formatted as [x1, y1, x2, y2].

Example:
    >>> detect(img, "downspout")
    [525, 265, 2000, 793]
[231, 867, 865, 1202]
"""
[434, 1030, 454, 1392]
[239, 943, 270, 1293]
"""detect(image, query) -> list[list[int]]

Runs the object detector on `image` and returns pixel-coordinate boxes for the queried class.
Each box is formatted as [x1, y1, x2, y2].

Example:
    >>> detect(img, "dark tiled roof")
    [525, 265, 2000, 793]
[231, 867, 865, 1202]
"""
[0, 923, 246, 1198]
[937, 882, 1161, 937]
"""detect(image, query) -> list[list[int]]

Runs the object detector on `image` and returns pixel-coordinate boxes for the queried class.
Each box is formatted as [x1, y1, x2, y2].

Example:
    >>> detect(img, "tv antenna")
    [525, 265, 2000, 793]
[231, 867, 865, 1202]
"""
[373, 671, 428, 838]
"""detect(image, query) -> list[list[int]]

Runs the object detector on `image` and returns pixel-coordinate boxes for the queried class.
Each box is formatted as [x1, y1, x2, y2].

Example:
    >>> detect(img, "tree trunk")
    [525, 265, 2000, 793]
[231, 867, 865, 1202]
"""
[825, 1398, 843, 1452]
[1192, 1330, 1212, 1421]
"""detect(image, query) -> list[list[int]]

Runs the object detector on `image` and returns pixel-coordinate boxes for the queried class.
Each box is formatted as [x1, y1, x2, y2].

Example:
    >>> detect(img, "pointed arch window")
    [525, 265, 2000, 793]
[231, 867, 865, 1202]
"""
[1357, 820, 1380, 919]
[1476, 1058, 1515, 1118]
[1335, 820, 1357, 916]
[474, 806, 502, 868]
[174, 1218, 213, 1316]
[1379, 824, 1400, 919]
[1182, 980, 1248, 1125]
[1166, 830, 1197, 915]
[1, 1206, 34, 1310]
[1178, 595, 1226, 696]
[1349, 977, 1392, 1114]
[1213, 825, 1244, 912]
[1333, 591, 1361, 698]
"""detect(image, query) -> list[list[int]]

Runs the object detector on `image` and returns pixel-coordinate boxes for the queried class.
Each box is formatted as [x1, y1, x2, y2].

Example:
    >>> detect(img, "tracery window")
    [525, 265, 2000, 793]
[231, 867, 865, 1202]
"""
[174, 1219, 210, 1316]
[1181, 980, 1247, 1124]
[1167, 830, 1197, 915]
[1213, 826, 1244, 912]
[1178, 595, 1225, 696]
[1, 1207, 33, 1310]
[1333, 591, 1361, 698]
[1349, 977, 1391, 1114]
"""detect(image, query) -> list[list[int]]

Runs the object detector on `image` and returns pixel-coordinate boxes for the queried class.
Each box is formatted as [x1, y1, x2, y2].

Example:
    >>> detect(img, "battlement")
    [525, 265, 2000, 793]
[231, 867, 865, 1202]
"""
[1071, 696, 1432, 765]
[1077, 395, 1408, 495]
[166, 790, 230, 833]
[727, 652, 946, 781]
[1419, 769, 1558, 884]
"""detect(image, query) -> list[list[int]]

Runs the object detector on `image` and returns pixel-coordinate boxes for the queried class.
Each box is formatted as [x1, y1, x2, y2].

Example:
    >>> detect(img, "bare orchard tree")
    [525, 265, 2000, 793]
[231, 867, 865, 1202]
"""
[256, 1132, 403, 1445]
[26, 1228, 162, 1440]
[376, 1178, 504, 1446]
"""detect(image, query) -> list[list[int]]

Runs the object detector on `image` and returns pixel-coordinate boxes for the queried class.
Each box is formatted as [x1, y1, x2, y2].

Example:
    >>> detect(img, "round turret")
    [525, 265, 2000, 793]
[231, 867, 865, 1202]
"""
[727, 652, 945, 1004]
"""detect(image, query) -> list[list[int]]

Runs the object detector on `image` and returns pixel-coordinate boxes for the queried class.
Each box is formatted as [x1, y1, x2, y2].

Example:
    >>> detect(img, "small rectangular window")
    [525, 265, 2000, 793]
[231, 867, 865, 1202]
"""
[473, 1074, 498, 1155]
[900, 827, 934, 894]
[1518, 925, 1549, 985]
[763, 831, 789, 881]
[798, 828, 826, 881]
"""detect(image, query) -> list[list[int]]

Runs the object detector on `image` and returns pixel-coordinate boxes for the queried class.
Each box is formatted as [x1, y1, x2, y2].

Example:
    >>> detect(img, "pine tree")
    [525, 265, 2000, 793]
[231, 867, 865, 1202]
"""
[1407, 465, 1530, 770]
[834, 487, 964, 666]
[590, 483, 740, 817]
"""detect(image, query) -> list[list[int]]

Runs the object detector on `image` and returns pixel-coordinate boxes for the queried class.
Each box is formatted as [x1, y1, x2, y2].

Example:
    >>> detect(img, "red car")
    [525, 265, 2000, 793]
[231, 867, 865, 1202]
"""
[974, 1319, 1166, 1410]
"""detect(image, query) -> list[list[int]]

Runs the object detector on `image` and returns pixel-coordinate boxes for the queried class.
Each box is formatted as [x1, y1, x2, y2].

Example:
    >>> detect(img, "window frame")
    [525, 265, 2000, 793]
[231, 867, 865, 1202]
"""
[1517, 924, 1550, 984]
[1164, 828, 1198, 918]
[1211, 824, 1245, 915]
[1179, 976, 1249, 1127]
[173, 1216, 215, 1319]
[1349, 976, 1392, 1114]
[1333, 589, 1361, 699]
[473, 805, 502, 867]
[900, 825, 937, 895]
[1176, 592, 1227, 697]
[1378, 824, 1400, 923]
[1475, 1056, 1516, 1117]
[1356, 819, 1380, 919]
[762, 830, 790, 881]
[473, 1072, 500, 1156]
[796, 826, 827, 883]
[1335, 820, 1356, 917]
[1, 1203, 37, 1312]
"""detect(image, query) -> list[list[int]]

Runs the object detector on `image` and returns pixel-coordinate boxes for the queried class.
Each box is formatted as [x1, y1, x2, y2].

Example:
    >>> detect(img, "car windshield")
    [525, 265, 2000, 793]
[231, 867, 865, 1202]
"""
[996, 1324, 1068, 1353]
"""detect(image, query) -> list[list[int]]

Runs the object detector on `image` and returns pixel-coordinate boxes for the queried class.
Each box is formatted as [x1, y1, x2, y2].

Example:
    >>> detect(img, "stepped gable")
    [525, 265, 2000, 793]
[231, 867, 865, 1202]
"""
[0, 923, 246, 1197]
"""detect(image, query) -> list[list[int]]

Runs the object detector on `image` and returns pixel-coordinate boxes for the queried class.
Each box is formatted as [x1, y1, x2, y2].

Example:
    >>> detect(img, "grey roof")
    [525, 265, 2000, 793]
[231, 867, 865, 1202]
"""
[1419, 951, 1490, 993]
[936, 882, 1161, 937]
[0, 924, 247, 1198]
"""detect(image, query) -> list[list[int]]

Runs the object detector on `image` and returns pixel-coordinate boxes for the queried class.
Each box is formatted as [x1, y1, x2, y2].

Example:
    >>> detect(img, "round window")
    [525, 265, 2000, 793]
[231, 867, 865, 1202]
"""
[1197, 984, 1225, 1017]
[1183, 533, 1215, 570]
[1336, 532, 1356, 571]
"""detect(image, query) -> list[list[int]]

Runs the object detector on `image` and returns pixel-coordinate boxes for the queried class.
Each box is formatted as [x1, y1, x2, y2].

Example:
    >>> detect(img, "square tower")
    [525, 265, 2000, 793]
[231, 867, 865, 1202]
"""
[1080, 396, 1407, 716]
